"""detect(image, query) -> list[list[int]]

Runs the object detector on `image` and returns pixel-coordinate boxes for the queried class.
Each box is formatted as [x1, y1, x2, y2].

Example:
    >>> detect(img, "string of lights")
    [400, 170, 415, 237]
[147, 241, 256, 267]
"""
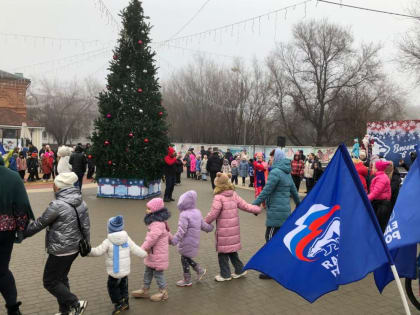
[154, 0, 313, 47]
[317, 0, 420, 20]
[92, 0, 121, 31]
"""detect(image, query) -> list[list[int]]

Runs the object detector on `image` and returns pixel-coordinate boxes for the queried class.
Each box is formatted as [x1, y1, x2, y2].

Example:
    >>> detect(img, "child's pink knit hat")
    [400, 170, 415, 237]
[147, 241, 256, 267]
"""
[146, 198, 165, 213]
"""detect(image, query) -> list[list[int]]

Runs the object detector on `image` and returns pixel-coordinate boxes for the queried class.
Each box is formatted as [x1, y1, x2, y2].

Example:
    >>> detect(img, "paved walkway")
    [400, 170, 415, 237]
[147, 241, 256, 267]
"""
[13, 177, 414, 314]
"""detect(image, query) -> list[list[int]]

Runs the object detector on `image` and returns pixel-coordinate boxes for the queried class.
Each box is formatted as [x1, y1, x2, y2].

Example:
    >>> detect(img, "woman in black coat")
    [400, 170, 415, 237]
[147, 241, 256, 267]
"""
[386, 162, 401, 209]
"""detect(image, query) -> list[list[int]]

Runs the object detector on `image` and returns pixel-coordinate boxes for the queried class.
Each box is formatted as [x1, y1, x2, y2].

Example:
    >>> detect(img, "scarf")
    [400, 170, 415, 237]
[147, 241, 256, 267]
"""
[113, 242, 129, 274]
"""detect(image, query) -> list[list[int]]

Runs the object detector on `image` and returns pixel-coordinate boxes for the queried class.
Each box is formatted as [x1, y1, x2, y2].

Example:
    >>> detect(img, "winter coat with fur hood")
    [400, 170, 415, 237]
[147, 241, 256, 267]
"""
[141, 209, 171, 271]
[205, 188, 260, 253]
[57, 146, 72, 174]
[89, 230, 147, 278]
[171, 191, 213, 258]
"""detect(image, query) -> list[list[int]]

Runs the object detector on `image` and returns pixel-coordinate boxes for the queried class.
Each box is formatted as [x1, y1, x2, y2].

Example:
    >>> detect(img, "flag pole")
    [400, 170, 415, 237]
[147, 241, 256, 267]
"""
[339, 144, 411, 315]
[390, 265, 411, 315]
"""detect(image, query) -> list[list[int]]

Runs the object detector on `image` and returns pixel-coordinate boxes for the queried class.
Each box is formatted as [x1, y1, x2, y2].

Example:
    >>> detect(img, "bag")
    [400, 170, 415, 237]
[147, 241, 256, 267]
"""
[65, 202, 91, 256]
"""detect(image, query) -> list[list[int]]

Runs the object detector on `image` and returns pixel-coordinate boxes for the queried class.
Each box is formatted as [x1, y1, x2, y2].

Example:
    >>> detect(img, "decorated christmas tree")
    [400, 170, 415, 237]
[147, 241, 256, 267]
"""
[91, 0, 169, 188]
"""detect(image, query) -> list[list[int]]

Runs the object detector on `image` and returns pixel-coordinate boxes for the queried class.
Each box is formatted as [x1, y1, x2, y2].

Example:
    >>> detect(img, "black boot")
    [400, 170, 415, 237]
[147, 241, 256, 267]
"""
[259, 273, 272, 280]
[6, 301, 22, 315]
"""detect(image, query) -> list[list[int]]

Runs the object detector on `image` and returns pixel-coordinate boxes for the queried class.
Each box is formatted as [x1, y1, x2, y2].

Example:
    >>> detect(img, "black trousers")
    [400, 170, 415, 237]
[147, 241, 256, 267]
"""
[87, 165, 95, 179]
[292, 175, 301, 191]
[107, 276, 128, 304]
[175, 173, 181, 184]
[231, 175, 238, 185]
[210, 172, 218, 189]
[265, 226, 281, 243]
[18, 170, 25, 180]
[218, 252, 244, 279]
[372, 200, 392, 233]
[249, 176, 254, 187]
[186, 167, 191, 178]
[75, 173, 84, 191]
[181, 256, 197, 274]
[43, 253, 79, 313]
[305, 177, 315, 193]
[164, 175, 175, 199]
[0, 231, 17, 307]
[241, 177, 246, 185]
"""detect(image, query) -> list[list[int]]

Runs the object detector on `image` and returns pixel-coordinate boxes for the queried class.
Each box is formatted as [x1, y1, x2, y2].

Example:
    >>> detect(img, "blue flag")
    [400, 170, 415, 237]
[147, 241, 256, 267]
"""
[0, 143, 5, 155]
[374, 147, 420, 292]
[244, 144, 390, 303]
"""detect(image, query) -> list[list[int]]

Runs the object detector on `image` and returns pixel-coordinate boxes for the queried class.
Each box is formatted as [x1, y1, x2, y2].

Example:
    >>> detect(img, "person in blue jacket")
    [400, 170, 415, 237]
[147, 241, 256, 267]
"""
[253, 148, 301, 279]
[352, 138, 360, 159]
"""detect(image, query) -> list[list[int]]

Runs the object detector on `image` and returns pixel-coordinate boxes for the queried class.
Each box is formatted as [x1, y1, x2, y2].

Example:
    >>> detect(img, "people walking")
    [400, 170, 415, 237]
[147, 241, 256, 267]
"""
[163, 147, 177, 202]
[204, 172, 261, 281]
[132, 198, 171, 302]
[252, 149, 300, 279]
[0, 155, 34, 315]
[89, 215, 147, 314]
[69, 145, 87, 191]
[24, 172, 90, 315]
[170, 191, 213, 287]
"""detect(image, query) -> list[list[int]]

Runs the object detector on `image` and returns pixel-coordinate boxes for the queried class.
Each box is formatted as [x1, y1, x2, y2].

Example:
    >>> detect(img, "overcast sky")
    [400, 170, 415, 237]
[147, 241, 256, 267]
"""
[1, 0, 420, 109]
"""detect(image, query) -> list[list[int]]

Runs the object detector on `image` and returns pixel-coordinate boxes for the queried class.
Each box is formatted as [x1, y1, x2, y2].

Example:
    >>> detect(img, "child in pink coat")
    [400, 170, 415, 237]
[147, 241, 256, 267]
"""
[131, 198, 171, 302]
[204, 172, 261, 282]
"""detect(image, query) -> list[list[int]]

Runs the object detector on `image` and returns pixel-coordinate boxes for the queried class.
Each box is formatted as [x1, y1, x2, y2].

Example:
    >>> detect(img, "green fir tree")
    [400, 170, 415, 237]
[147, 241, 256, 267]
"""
[91, 0, 169, 182]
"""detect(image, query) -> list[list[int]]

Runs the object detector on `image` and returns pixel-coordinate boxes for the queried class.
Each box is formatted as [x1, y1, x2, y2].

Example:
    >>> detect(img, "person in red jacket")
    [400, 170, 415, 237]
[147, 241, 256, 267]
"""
[253, 153, 267, 200]
[163, 147, 177, 202]
[354, 161, 368, 193]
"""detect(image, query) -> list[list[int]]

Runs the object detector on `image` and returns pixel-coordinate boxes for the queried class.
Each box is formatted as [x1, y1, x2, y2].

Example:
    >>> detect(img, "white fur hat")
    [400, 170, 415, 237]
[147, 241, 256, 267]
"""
[57, 146, 72, 157]
[54, 172, 78, 189]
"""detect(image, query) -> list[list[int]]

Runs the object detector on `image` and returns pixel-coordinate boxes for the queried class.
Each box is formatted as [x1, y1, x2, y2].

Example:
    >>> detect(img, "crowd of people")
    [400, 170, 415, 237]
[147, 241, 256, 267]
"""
[1, 140, 418, 315]
[1, 142, 95, 190]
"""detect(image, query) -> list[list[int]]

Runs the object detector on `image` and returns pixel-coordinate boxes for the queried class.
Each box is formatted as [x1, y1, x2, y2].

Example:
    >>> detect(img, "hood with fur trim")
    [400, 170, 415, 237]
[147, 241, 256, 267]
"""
[144, 208, 171, 226]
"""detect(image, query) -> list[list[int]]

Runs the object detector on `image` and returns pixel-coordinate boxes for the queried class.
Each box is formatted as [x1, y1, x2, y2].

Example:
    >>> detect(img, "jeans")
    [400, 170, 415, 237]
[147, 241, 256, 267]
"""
[218, 252, 244, 279]
[292, 175, 302, 191]
[231, 175, 238, 185]
[43, 253, 79, 313]
[164, 175, 175, 200]
[107, 276, 128, 304]
[143, 266, 166, 290]
[75, 173, 84, 191]
[0, 231, 17, 307]
[181, 256, 197, 274]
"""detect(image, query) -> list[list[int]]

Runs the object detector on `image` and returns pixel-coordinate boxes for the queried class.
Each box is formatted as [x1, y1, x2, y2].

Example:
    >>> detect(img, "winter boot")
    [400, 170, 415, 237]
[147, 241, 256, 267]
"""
[121, 298, 129, 311]
[176, 273, 192, 287]
[131, 288, 150, 298]
[6, 302, 22, 315]
[150, 288, 168, 302]
[70, 300, 88, 315]
[193, 265, 207, 281]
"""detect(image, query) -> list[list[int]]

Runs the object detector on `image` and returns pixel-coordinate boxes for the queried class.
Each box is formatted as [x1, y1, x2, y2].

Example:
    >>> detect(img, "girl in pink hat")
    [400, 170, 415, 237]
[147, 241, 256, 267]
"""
[131, 198, 171, 302]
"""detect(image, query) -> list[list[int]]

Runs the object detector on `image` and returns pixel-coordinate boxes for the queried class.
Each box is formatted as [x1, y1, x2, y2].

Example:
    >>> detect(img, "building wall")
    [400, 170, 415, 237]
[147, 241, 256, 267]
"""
[0, 80, 28, 117]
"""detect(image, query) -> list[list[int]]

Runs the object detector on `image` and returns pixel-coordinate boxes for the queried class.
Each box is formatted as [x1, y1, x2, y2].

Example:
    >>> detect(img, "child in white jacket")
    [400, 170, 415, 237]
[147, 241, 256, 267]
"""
[89, 215, 147, 315]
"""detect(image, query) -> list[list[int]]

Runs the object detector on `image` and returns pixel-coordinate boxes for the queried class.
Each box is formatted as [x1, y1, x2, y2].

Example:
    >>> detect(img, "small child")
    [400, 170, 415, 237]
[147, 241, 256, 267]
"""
[190, 153, 197, 179]
[248, 159, 254, 187]
[89, 215, 147, 315]
[170, 190, 213, 286]
[221, 159, 231, 174]
[8, 153, 18, 172]
[205, 173, 261, 282]
[132, 198, 171, 302]
[17, 152, 27, 180]
[27, 152, 39, 182]
[196, 155, 202, 180]
[231, 160, 239, 185]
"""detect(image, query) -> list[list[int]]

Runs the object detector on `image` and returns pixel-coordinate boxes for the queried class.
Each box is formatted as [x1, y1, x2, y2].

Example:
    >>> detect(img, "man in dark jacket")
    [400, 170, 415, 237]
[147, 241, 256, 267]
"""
[69, 145, 87, 191]
[206, 151, 223, 189]
[163, 147, 177, 202]
[25, 172, 89, 315]
[84, 143, 95, 179]
[224, 149, 233, 163]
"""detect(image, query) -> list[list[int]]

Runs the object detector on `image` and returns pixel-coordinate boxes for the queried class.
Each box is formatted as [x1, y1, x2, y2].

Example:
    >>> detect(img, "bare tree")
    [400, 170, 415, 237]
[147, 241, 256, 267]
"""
[269, 19, 383, 146]
[27, 78, 101, 146]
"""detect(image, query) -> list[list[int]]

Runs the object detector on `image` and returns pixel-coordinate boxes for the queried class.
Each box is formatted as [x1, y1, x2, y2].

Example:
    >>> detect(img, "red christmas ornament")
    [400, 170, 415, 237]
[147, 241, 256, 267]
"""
[138, 40, 143, 44]
[129, 132, 134, 138]
[113, 55, 118, 60]
[104, 140, 110, 146]
[144, 138, 149, 143]
[158, 111, 163, 116]
[108, 160, 112, 165]
[88, 154, 92, 159]
[137, 88, 143, 93]
[106, 113, 112, 118]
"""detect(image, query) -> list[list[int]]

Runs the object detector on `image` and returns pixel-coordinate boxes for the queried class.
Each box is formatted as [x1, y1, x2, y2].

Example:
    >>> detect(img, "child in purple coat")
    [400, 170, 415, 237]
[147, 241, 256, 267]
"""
[170, 190, 214, 287]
